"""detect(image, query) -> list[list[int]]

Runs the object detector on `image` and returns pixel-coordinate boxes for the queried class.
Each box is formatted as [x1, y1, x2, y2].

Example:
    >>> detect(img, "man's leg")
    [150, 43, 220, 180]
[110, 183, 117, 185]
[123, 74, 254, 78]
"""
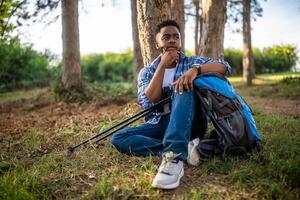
[110, 114, 170, 157]
[152, 91, 196, 189]
[162, 91, 196, 160]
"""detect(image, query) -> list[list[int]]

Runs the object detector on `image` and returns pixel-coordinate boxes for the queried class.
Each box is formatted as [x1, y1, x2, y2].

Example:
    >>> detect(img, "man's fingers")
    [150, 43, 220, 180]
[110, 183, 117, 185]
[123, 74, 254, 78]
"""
[171, 80, 178, 86]
[178, 78, 184, 94]
[161, 50, 179, 67]
[172, 80, 179, 93]
[189, 79, 194, 91]
[174, 55, 179, 63]
[182, 76, 190, 92]
[171, 80, 178, 93]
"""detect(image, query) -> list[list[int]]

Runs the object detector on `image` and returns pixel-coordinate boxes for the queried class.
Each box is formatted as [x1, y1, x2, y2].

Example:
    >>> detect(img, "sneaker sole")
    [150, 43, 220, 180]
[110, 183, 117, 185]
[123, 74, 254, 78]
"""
[151, 168, 184, 189]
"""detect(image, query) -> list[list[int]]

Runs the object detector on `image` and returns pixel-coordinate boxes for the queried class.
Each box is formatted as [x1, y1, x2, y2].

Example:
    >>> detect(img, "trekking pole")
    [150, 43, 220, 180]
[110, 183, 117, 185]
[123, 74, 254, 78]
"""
[67, 96, 171, 153]
[92, 107, 155, 144]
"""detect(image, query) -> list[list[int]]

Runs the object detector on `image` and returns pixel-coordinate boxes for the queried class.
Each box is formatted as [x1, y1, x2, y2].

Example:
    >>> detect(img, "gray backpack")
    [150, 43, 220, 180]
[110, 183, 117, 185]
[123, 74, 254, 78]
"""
[194, 74, 262, 160]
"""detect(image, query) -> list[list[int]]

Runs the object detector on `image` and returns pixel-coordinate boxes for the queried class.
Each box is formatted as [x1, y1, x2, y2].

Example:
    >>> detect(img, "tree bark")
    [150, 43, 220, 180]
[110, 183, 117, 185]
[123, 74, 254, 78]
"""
[61, 0, 81, 89]
[136, 0, 172, 65]
[136, 0, 185, 65]
[131, 0, 143, 85]
[243, 0, 255, 86]
[198, 0, 226, 58]
[193, 0, 200, 54]
[171, 0, 185, 51]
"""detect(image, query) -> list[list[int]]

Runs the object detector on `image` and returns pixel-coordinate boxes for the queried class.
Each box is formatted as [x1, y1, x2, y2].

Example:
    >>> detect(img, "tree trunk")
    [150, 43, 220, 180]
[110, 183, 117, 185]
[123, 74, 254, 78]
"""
[131, 0, 143, 85]
[243, 0, 255, 86]
[136, 0, 185, 65]
[198, 0, 226, 58]
[61, 0, 81, 89]
[136, 0, 172, 65]
[193, 0, 200, 54]
[198, 0, 203, 55]
[171, 0, 185, 51]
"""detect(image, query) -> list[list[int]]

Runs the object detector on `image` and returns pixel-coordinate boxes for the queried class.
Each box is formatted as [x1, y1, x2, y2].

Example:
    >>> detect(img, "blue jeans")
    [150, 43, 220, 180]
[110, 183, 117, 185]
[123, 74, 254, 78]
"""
[110, 91, 207, 160]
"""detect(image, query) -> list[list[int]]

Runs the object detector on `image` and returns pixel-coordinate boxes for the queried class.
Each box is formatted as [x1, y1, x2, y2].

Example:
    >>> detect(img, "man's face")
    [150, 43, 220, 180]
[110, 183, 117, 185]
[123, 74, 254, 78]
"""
[155, 25, 181, 53]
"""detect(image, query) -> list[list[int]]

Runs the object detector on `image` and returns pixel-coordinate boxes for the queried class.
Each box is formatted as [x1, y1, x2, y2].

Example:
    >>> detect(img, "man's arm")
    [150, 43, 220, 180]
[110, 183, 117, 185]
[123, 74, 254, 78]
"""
[173, 60, 230, 94]
[144, 62, 165, 102]
[137, 67, 155, 109]
[200, 62, 226, 75]
[199, 57, 232, 75]
[144, 50, 179, 102]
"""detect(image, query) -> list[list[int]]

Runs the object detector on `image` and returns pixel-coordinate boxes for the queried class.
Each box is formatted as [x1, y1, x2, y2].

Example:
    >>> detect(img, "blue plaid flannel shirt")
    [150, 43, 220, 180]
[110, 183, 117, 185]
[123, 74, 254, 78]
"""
[137, 52, 232, 124]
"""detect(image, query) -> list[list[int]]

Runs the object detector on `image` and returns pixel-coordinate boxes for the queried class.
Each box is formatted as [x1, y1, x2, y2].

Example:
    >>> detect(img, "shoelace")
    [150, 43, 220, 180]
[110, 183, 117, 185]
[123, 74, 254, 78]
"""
[160, 152, 182, 175]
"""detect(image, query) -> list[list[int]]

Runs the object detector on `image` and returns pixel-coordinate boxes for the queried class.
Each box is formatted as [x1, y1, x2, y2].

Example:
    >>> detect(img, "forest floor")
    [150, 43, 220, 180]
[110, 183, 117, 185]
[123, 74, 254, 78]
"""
[0, 73, 299, 199]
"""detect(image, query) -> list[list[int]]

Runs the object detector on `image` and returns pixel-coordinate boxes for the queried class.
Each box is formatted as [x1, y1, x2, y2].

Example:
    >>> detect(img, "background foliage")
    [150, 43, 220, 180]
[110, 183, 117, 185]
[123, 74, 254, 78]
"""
[81, 50, 133, 83]
[0, 38, 52, 92]
[224, 44, 298, 74]
[0, 39, 298, 92]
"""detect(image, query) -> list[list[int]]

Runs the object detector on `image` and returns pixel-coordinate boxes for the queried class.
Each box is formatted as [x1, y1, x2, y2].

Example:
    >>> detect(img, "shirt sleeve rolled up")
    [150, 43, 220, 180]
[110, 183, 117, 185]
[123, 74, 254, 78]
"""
[137, 67, 155, 109]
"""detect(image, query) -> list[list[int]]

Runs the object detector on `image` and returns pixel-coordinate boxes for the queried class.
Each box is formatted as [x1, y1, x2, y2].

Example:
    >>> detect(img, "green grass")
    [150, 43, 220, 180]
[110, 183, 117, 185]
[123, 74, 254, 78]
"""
[0, 81, 135, 104]
[0, 72, 299, 199]
[0, 88, 49, 104]
[0, 166, 49, 200]
[255, 76, 300, 99]
[25, 131, 41, 153]
[200, 111, 300, 199]
[228, 71, 300, 84]
[94, 82, 135, 99]
[255, 71, 300, 81]
[2, 72, 298, 104]
[1, 111, 298, 199]
[230, 72, 300, 99]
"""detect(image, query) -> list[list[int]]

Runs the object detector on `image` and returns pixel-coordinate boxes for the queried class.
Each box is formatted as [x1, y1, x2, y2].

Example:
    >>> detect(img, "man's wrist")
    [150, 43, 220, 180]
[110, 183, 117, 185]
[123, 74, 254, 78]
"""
[191, 64, 202, 75]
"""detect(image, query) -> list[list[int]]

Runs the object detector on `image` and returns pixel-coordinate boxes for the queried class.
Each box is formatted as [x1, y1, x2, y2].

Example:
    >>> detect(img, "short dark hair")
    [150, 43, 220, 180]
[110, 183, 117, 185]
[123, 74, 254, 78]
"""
[155, 20, 180, 35]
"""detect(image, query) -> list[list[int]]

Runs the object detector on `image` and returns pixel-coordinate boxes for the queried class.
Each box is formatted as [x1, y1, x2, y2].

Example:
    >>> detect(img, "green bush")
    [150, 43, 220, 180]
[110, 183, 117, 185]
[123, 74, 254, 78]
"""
[81, 50, 133, 82]
[262, 45, 298, 72]
[252, 48, 266, 73]
[224, 48, 243, 74]
[0, 38, 52, 92]
[81, 54, 104, 82]
[224, 45, 298, 74]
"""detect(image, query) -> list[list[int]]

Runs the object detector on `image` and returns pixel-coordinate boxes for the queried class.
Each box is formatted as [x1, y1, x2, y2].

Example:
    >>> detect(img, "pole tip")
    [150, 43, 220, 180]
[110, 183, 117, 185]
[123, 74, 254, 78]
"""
[67, 146, 75, 153]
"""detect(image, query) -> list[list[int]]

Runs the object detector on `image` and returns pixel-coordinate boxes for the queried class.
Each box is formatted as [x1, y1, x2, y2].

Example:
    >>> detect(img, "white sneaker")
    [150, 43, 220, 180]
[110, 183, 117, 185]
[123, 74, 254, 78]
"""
[187, 138, 201, 166]
[152, 151, 184, 189]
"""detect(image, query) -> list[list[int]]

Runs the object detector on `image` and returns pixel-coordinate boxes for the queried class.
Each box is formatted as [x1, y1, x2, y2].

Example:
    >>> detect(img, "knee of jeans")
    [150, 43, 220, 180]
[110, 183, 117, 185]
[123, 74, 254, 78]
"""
[110, 129, 127, 147]
[173, 90, 194, 99]
[110, 135, 118, 147]
[172, 91, 195, 107]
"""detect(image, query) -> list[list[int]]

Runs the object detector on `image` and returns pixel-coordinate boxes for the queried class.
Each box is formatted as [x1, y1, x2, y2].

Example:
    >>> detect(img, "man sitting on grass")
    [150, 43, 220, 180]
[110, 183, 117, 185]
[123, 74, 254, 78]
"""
[110, 20, 231, 189]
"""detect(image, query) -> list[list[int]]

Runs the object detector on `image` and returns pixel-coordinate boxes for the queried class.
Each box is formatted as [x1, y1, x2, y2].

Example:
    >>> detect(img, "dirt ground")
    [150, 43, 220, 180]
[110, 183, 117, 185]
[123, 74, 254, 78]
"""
[0, 88, 299, 198]
[1, 88, 299, 157]
[0, 93, 136, 161]
[1, 88, 298, 142]
[244, 96, 300, 118]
